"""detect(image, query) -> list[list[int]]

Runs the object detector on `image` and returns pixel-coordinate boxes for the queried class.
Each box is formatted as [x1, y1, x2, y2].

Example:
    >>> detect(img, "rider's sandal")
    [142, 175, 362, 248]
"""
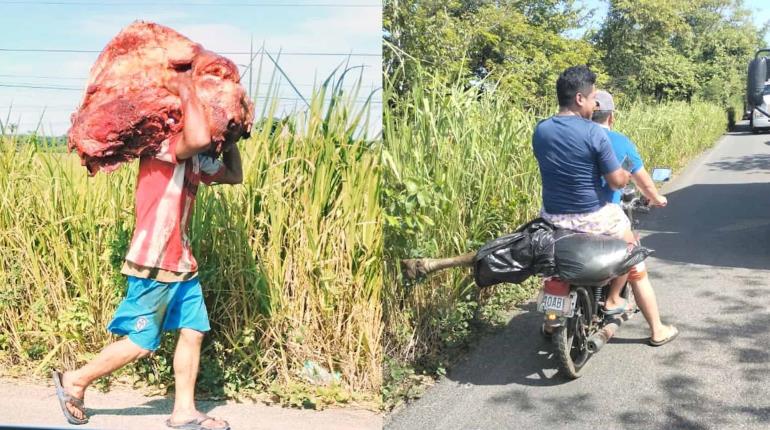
[602, 298, 634, 316]
[648, 326, 679, 347]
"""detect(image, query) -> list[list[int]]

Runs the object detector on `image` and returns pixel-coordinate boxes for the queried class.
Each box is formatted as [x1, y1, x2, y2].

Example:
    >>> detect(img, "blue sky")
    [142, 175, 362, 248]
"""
[0, 1, 382, 135]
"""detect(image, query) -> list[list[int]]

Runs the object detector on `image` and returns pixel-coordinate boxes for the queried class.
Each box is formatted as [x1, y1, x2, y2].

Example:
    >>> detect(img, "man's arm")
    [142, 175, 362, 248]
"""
[208, 144, 243, 185]
[632, 167, 667, 206]
[165, 72, 212, 161]
[604, 168, 631, 190]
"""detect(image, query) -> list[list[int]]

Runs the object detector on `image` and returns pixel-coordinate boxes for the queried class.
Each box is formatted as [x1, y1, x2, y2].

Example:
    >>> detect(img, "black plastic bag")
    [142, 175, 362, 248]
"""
[553, 231, 653, 285]
[473, 218, 557, 287]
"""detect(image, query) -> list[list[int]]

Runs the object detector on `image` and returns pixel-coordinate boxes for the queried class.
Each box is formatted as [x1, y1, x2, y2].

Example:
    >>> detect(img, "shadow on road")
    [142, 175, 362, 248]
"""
[624, 288, 770, 429]
[443, 302, 567, 389]
[88, 397, 225, 420]
[706, 154, 770, 172]
[639, 182, 770, 270]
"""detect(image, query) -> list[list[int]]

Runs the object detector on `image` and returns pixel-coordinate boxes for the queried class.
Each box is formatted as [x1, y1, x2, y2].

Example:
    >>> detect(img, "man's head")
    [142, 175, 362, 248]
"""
[591, 90, 615, 126]
[556, 65, 597, 119]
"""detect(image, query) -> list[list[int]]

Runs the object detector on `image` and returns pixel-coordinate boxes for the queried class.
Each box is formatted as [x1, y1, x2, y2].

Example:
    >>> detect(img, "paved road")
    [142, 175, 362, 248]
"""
[386, 122, 770, 430]
[0, 378, 381, 430]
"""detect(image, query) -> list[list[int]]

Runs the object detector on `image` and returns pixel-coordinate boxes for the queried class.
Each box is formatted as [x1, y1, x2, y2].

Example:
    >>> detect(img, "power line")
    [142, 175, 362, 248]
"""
[0, 108, 75, 112]
[0, 75, 370, 90]
[0, 97, 381, 105]
[0, 83, 81, 91]
[264, 51, 309, 107]
[0, 48, 380, 57]
[0, 83, 381, 101]
[0, 104, 75, 108]
[0, 74, 86, 81]
[0, 1, 380, 7]
[0, 86, 382, 105]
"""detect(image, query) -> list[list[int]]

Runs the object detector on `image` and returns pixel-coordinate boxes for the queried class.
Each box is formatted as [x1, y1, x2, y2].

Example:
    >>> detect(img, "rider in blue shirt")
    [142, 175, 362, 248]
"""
[593, 90, 667, 208]
[591, 89, 676, 346]
[600, 130, 644, 203]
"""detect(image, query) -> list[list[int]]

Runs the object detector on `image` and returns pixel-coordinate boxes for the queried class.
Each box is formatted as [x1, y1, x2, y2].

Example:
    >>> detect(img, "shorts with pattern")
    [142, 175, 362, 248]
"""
[540, 203, 630, 240]
[107, 276, 210, 351]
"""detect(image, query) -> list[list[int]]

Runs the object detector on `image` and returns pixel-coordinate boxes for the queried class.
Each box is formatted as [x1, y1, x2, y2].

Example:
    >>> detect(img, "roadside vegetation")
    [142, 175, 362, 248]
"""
[382, 0, 765, 409]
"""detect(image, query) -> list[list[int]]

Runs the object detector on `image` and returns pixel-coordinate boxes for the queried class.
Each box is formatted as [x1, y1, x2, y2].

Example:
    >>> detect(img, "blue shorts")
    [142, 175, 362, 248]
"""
[108, 276, 210, 351]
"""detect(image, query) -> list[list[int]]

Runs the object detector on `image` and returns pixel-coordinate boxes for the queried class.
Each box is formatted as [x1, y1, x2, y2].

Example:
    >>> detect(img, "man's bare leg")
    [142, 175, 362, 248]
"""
[604, 274, 630, 311]
[616, 228, 677, 341]
[61, 338, 151, 421]
[630, 274, 677, 342]
[603, 228, 640, 311]
[168, 328, 228, 429]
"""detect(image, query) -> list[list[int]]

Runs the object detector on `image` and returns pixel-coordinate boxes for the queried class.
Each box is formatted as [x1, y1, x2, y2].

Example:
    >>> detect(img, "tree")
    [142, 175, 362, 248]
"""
[595, 0, 766, 103]
[384, 0, 601, 105]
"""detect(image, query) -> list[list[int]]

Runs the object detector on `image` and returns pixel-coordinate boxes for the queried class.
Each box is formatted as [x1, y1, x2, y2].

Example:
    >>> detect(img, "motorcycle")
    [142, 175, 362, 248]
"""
[536, 167, 672, 378]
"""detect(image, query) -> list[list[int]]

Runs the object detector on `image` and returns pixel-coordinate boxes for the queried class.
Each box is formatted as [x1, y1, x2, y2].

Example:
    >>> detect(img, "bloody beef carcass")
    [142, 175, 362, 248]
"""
[67, 21, 254, 175]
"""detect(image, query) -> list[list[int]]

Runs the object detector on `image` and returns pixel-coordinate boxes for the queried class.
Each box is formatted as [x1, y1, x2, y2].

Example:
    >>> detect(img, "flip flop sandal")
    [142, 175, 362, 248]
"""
[648, 326, 680, 347]
[51, 370, 88, 425]
[603, 298, 635, 316]
[166, 416, 231, 430]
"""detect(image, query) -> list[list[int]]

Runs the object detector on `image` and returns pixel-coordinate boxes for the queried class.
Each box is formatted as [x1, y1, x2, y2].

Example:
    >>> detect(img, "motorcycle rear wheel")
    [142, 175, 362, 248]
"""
[554, 286, 593, 379]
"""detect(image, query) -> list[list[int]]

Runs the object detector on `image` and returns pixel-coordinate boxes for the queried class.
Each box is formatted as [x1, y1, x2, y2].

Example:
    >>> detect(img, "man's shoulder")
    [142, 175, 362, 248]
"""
[534, 116, 554, 129]
[607, 129, 630, 140]
[607, 129, 634, 146]
[584, 119, 607, 133]
[536, 115, 596, 132]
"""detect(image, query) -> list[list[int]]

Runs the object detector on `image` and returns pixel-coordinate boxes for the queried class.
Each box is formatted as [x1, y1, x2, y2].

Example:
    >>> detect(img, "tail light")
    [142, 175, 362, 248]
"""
[544, 278, 569, 296]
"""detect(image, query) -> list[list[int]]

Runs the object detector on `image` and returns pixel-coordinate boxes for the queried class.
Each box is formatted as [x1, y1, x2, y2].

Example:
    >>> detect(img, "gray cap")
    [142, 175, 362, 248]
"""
[595, 90, 615, 111]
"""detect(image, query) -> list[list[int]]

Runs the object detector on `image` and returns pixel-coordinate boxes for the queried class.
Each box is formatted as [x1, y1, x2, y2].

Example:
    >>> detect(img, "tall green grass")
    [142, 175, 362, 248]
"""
[614, 101, 728, 170]
[0, 73, 382, 407]
[382, 68, 726, 407]
[382, 72, 542, 367]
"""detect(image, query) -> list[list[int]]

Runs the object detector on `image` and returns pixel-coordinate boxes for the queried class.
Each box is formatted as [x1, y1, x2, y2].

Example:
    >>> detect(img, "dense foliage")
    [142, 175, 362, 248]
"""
[385, 0, 767, 105]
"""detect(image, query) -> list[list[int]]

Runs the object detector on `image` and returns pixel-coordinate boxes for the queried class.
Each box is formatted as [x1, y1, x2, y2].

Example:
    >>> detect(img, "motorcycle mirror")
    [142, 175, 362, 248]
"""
[651, 168, 672, 182]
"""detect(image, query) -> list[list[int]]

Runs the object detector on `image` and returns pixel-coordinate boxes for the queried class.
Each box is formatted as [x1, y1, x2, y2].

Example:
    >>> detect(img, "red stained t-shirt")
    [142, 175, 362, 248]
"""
[123, 135, 225, 274]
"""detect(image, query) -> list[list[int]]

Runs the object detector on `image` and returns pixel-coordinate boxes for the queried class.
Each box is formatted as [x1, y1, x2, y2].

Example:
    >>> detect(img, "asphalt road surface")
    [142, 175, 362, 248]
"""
[386, 121, 770, 430]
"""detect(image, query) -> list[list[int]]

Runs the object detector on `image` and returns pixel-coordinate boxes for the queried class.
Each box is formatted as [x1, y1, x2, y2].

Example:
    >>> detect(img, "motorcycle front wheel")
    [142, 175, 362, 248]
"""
[554, 286, 593, 379]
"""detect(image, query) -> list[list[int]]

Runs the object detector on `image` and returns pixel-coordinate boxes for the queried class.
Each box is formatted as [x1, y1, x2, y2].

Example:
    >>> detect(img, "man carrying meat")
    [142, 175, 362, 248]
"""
[52, 72, 240, 430]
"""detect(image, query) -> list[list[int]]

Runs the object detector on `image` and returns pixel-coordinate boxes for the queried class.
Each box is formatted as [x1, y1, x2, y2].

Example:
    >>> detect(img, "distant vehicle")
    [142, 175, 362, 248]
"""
[750, 82, 770, 133]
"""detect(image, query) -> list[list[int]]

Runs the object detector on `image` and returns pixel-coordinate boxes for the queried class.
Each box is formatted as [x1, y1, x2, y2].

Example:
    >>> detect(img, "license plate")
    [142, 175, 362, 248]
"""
[537, 291, 576, 317]
[542, 294, 565, 311]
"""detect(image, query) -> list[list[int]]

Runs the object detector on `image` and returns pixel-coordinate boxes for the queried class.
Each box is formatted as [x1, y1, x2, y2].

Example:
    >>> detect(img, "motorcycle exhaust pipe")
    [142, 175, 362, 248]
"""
[587, 317, 624, 353]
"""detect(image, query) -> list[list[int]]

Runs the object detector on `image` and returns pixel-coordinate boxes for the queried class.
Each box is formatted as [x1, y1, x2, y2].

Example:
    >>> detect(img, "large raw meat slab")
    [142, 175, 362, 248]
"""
[68, 21, 254, 175]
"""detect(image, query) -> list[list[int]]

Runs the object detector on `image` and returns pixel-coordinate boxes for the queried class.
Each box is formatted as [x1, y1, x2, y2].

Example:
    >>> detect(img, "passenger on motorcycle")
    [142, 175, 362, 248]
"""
[592, 89, 679, 346]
